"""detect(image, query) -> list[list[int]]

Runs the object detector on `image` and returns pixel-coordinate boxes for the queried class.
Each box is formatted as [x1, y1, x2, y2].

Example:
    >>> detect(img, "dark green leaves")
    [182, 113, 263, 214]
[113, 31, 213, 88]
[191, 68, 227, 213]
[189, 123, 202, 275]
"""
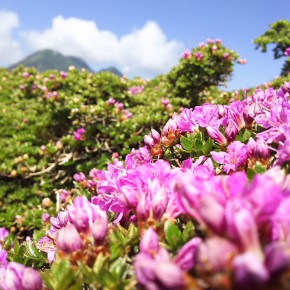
[180, 132, 213, 156]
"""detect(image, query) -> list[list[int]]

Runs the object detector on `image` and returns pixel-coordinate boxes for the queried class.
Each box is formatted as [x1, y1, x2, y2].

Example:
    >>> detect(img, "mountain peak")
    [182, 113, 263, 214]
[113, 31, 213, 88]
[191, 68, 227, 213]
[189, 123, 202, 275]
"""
[9, 49, 93, 72]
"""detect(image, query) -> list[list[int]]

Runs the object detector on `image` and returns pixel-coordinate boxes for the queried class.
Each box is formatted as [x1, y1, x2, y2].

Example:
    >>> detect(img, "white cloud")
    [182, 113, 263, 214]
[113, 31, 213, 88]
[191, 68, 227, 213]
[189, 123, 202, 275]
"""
[23, 16, 183, 76]
[0, 11, 23, 65]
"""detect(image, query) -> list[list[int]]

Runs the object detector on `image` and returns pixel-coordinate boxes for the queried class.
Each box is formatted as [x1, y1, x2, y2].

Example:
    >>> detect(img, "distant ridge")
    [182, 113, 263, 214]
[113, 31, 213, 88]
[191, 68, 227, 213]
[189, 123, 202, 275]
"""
[99, 66, 123, 77]
[9, 49, 93, 72]
[8, 49, 123, 76]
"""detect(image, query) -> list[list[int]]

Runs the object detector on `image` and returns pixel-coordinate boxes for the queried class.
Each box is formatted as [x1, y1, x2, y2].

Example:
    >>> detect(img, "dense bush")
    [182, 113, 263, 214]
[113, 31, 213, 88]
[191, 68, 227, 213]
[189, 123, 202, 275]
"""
[167, 39, 240, 106]
[0, 66, 182, 231]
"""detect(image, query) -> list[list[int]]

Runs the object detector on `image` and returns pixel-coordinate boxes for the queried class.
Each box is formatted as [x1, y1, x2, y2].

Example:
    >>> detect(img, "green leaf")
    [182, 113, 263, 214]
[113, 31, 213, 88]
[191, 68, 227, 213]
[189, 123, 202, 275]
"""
[180, 136, 193, 151]
[25, 241, 47, 262]
[254, 162, 266, 174]
[242, 129, 252, 142]
[164, 220, 182, 250]
[42, 260, 77, 290]
[93, 252, 107, 275]
[110, 257, 126, 280]
[182, 221, 196, 243]
[247, 168, 255, 180]
[193, 138, 203, 151]
[202, 138, 213, 155]
[127, 223, 140, 244]
[54, 260, 76, 290]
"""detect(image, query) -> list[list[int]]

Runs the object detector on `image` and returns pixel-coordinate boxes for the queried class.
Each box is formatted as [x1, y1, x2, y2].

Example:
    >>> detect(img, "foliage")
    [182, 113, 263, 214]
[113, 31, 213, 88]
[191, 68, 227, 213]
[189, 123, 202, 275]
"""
[167, 39, 240, 106]
[0, 66, 181, 231]
[254, 19, 290, 75]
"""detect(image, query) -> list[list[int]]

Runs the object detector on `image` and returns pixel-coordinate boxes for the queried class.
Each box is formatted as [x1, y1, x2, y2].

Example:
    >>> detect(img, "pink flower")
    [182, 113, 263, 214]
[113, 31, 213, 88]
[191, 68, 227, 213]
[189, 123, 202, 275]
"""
[60, 71, 68, 79]
[107, 97, 116, 105]
[0, 228, 9, 242]
[41, 213, 50, 222]
[22, 72, 30, 78]
[134, 228, 186, 290]
[174, 237, 201, 270]
[122, 109, 133, 119]
[223, 52, 229, 59]
[211, 141, 248, 173]
[60, 190, 70, 202]
[73, 127, 86, 141]
[182, 49, 191, 59]
[195, 51, 204, 61]
[0, 262, 42, 290]
[161, 97, 170, 107]
[73, 172, 86, 182]
[284, 47, 290, 57]
[115, 102, 124, 110]
[197, 237, 238, 273]
[128, 86, 144, 95]
[56, 223, 83, 253]
[0, 246, 8, 268]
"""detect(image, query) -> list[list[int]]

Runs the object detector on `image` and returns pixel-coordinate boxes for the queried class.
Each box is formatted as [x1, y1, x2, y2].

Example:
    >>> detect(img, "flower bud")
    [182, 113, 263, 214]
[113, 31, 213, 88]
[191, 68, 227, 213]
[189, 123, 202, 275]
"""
[56, 223, 83, 253]
[144, 135, 154, 147]
[150, 129, 161, 142]
[207, 126, 227, 145]
[91, 212, 108, 243]
[42, 197, 52, 208]
[0, 262, 42, 290]
[140, 228, 159, 254]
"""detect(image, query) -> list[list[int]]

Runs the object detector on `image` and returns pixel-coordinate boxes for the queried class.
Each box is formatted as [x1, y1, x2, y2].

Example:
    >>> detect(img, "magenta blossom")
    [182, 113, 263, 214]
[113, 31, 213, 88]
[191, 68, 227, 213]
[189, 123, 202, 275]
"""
[0, 228, 8, 242]
[128, 86, 144, 95]
[134, 228, 186, 290]
[73, 127, 86, 141]
[107, 97, 116, 105]
[0, 262, 42, 290]
[211, 141, 248, 173]
[195, 51, 204, 61]
[73, 172, 86, 182]
[182, 49, 191, 59]
[284, 47, 290, 56]
[0, 246, 8, 268]
[56, 223, 83, 253]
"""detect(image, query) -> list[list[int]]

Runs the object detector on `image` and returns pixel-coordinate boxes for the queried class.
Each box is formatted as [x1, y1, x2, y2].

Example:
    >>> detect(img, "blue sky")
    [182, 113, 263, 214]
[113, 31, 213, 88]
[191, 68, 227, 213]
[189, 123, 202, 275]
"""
[0, 0, 289, 90]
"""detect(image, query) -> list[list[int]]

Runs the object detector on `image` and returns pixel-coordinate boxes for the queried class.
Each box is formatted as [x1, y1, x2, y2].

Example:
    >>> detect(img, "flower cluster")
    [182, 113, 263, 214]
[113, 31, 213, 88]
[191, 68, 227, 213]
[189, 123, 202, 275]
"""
[161, 97, 173, 111]
[107, 97, 133, 120]
[144, 82, 290, 171]
[128, 86, 144, 95]
[174, 168, 290, 288]
[135, 228, 201, 290]
[38, 196, 108, 263]
[73, 127, 86, 141]
[0, 262, 42, 290]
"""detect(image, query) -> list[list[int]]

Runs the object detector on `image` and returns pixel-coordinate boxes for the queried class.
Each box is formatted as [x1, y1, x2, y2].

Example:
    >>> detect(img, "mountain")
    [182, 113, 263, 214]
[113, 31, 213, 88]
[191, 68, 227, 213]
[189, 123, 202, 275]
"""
[99, 66, 123, 77]
[9, 49, 93, 72]
[8, 50, 123, 76]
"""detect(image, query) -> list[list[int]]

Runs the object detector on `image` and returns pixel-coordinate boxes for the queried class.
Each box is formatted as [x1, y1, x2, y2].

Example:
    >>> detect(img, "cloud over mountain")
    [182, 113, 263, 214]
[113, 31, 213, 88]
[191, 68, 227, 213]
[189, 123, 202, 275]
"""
[21, 16, 183, 76]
